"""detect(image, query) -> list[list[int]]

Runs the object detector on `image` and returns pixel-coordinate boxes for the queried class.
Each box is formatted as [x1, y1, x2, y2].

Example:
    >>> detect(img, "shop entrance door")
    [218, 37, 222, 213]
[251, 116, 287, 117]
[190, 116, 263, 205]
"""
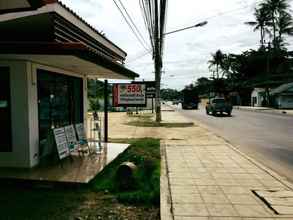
[0, 67, 12, 152]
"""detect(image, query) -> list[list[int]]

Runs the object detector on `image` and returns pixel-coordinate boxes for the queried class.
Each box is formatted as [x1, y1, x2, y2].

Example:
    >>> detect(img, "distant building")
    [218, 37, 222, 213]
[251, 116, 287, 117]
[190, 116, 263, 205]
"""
[251, 88, 266, 107]
[271, 82, 293, 109]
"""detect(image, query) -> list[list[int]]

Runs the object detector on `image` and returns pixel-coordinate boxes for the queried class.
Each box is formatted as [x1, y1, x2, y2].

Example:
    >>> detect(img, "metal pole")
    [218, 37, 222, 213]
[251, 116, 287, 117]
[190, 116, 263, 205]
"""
[164, 21, 208, 36]
[104, 80, 108, 143]
[152, 98, 154, 113]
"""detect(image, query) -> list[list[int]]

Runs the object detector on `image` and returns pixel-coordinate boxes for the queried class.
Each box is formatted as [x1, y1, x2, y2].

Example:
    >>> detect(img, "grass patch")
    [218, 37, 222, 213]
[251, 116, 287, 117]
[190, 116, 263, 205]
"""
[0, 185, 160, 219]
[90, 138, 160, 206]
[0, 139, 161, 219]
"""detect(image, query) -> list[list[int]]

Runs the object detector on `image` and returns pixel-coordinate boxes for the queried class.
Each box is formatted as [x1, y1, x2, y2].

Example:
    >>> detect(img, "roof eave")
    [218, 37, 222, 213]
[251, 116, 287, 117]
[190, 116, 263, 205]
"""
[0, 42, 138, 79]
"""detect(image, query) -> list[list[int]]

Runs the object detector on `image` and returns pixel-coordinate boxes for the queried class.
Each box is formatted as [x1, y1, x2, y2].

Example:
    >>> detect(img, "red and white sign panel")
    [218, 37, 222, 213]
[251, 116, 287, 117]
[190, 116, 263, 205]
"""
[113, 84, 146, 107]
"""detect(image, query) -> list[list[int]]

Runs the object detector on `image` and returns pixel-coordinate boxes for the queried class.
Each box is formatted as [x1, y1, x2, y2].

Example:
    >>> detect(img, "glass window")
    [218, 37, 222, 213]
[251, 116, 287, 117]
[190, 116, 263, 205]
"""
[0, 67, 12, 152]
[37, 70, 83, 155]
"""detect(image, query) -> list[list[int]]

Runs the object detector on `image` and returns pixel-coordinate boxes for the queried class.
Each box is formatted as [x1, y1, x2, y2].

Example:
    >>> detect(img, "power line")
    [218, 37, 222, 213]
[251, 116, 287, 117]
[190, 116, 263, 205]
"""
[140, 0, 155, 52]
[112, 0, 150, 51]
[116, 0, 150, 50]
[126, 50, 152, 64]
[167, 1, 262, 33]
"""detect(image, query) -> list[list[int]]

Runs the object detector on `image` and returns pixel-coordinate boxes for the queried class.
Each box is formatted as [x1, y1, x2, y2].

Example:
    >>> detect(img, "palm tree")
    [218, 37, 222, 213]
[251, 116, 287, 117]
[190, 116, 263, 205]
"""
[245, 6, 271, 47]
[276, 11, 293, 48]
[262, 0, 289, 48]
[208, 50, 225, 79]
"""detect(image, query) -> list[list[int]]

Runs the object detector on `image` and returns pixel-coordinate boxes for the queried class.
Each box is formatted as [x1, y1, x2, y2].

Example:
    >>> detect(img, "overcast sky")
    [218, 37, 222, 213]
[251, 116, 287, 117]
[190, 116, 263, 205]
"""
[60, 0, 293, 90]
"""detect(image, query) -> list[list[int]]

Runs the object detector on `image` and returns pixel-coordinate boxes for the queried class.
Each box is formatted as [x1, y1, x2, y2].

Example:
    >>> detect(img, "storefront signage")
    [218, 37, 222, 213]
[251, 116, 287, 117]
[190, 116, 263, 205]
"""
[53, 127, 70, 160]
[132, 81, 156, 98]
[75, 123, 87, 142]
[64, 125, 78, 152]
[112, 83, 146, 107]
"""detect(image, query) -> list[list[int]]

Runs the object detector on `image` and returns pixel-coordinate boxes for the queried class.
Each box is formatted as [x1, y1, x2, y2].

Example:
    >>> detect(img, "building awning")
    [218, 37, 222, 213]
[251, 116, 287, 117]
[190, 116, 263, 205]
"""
[0, 42, 139, 79]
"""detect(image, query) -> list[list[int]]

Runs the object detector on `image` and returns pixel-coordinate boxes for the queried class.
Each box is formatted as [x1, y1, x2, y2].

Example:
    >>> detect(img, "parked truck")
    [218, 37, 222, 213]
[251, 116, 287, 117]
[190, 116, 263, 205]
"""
[182, 87, 199, 110]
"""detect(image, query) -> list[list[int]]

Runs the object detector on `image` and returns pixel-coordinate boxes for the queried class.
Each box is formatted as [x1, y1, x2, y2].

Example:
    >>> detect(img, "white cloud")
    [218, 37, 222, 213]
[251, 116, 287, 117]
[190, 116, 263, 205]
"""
[60, 0, 293, 90]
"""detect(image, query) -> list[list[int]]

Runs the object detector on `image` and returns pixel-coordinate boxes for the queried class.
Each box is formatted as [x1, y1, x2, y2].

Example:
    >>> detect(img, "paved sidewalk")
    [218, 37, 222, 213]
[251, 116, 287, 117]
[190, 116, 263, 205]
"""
[107, 109, 293, 220]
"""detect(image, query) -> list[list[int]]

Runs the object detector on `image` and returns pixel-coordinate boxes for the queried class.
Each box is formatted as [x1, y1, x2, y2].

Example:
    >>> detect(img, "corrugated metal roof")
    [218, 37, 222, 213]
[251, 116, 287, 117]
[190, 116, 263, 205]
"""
[53, 0, 127, 57]
[0, 0, 127, 57]
[271, 82, 293, 95]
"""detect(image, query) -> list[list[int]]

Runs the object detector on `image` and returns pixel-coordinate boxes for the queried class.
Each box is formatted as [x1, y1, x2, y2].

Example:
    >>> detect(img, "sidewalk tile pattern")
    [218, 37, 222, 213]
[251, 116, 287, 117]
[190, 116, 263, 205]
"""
[165, 143, 293, 219]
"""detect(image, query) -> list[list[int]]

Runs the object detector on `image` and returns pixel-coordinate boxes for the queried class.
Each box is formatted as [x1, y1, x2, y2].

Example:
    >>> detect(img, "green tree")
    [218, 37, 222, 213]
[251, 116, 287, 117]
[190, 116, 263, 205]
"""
[245, 6, 271, 48]
[276, 11, 293, 48]
[208, 50, 225, 79]
[89, 98, 101, 111]
[195, 77, 212, 96]
[160, 88, 182, 101]
[262, 0, 291, 49]
[87, 79, 106, 99]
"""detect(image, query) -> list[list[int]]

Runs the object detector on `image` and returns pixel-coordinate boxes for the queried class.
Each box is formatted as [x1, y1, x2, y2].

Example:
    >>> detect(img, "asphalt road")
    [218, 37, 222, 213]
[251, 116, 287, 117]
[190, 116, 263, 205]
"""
[177, 104, 293, 183]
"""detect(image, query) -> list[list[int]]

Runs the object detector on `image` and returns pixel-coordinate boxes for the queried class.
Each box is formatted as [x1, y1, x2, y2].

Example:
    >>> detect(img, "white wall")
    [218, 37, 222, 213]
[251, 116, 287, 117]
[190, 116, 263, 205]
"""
[28, 62, 40, 167]
[251, 89, 265, 107]
[0, 60, 87, 168]
[0, 60, 31, 168]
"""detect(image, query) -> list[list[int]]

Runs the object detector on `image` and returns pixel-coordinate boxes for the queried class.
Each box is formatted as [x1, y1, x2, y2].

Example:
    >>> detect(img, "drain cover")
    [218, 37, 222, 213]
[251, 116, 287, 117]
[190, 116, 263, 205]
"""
[253, 189, 293, 215]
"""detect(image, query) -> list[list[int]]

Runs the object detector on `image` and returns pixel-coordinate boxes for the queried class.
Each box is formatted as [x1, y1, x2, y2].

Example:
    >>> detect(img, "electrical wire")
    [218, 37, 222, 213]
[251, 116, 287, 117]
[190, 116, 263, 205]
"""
[140, 0, 155, 53]
[116, 0, 150, 50]
[168, 0, 263, 32]
[126, 50, 152, 64]
[112, 0, 150, 51]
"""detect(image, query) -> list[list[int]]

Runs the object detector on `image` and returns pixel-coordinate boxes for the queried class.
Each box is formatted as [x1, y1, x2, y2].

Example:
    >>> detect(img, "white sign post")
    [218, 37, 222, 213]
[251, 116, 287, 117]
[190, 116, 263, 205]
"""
[113, 84, 146, 107]
[53, 127, 70, 160]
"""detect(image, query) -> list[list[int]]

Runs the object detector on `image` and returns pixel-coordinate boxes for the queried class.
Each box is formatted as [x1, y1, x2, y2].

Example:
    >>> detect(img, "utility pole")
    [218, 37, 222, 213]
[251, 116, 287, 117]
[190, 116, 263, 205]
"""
[147, 0, 205, 122]
[154, 0, 162, 122]
[265, 43, 271, 107]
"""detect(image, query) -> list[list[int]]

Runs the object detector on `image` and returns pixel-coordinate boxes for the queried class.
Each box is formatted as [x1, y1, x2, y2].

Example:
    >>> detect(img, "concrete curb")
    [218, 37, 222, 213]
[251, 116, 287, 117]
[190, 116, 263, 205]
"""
[160, 143, 174, 220]
[235, 106, 293, 117]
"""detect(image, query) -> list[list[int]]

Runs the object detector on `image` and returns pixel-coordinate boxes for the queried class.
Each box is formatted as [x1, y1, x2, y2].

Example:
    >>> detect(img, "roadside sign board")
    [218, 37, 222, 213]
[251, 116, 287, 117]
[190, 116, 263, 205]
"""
[112, 83, 146, 107]
[132, 81, 156, 98]
[53, 127, 70, 160]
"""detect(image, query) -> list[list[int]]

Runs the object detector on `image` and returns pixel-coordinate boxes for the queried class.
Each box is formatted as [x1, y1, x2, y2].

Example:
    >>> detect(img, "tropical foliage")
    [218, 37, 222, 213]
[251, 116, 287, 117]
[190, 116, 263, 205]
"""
[194, 0, 293, 106]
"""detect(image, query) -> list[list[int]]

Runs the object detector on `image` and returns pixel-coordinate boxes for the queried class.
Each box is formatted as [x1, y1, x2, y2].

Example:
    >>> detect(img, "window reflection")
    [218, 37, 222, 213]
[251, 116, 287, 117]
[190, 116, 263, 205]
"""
[37, 70, 83, 156]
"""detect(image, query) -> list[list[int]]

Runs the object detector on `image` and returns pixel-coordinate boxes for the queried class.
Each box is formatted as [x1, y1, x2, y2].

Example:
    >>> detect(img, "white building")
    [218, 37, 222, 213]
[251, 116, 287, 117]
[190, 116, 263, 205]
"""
[251, 88, 266, 107]
[0, 0, 138, 168]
